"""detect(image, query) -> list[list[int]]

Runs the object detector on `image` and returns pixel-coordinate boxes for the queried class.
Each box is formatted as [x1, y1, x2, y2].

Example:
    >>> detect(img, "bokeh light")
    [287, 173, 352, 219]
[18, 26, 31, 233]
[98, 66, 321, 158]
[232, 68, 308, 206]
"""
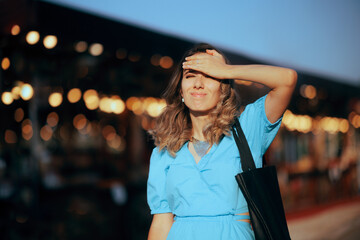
[300, 84, 317, 99]
[99, 97, 112, 113]
[2, 92, 14, 105]
[22, 119, 33, 140]
[150, 54, 161, 66]
[146, 99, 166, 117]
[67, 88, 82, 103]
[159, 56, 173, 69]
[11, 25, 20, 35]
[102, 125, 116, 141]
[125, 97, 138, 111]
[110, 96, 125, 114]
[1, 57, 10, 70]
[14, 108, 24, 122]
[339, 119, 349, 133]
[40, 125, 53, 141]
[74, 41, 88, 53]
[11, 86, 21, 100]
[5, 130, 17, 144]
[89, 43, 103, 56]
[107, 135, 123, 150]
[47, 112, 59, 127]
[43, 35, 58, 49]
[349, 112, 360, 128]
[83, 89, 99, 110]
[49, 92, 63, 107]
[26, 31, 40, 45]
[126, 97, 144, 115]
[20, 84, 34, 101]
[73, 114, 87, 130]
[128, 52, 141, 62]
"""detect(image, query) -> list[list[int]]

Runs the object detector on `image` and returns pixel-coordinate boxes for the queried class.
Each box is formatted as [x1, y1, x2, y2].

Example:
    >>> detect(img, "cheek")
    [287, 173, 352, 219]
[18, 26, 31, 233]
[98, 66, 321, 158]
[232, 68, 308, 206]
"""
[180, 80, 186, 96]
[210, 83, 221, 97]
[181, 79, 192, 93]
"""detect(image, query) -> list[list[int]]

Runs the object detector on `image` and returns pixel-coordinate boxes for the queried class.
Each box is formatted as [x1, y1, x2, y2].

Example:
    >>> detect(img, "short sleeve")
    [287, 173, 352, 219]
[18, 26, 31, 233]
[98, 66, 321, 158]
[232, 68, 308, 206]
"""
[147, 147, 172, 214]
[239, 94, 282, 167]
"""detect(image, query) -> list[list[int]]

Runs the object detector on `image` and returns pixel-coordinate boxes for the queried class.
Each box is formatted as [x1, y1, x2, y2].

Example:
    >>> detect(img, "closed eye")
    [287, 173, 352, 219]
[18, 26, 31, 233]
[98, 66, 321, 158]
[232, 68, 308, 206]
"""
[185, 74, 195, 79]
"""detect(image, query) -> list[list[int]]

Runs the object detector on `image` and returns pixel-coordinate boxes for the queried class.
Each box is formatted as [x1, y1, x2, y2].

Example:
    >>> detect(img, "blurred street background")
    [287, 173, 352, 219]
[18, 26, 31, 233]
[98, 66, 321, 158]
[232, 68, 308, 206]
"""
[0, 0, 359, 239]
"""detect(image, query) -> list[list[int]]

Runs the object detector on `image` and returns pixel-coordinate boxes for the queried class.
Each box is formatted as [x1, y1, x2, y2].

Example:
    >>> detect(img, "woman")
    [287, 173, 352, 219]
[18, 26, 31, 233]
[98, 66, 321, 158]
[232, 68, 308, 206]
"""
[147, 43, 297, 239]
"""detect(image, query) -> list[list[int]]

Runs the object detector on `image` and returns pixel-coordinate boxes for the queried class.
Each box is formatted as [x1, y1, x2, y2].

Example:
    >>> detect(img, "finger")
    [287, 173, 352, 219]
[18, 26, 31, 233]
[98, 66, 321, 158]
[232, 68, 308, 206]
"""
[183, 60, 201, 66]
[182, 63, 201, 70]
[185, 56, 198, 61]
[206, 49, 215, 55]
[182, 61, 202, 70]
[206, 49, 222, 57]
[185, 53, 208, 61]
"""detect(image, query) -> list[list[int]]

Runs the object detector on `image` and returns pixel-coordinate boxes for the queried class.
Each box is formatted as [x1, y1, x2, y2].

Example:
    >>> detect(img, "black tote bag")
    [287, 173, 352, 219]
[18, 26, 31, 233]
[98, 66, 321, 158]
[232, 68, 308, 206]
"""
[232, 118, 291, 240]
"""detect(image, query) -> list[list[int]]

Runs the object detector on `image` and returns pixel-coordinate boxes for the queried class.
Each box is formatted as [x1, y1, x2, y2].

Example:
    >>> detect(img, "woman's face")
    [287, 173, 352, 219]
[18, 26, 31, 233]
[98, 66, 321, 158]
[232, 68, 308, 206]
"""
[181, 54, 221, 115]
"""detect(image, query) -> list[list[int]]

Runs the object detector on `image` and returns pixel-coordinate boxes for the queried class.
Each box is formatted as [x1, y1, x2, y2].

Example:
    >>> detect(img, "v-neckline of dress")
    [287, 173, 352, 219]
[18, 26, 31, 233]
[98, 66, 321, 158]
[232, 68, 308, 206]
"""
[184, 141, 218, 168]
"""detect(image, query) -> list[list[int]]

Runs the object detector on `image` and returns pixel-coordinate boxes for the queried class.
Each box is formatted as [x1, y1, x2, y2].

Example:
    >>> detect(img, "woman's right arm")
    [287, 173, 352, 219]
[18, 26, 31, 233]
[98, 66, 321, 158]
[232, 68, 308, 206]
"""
[148, 213, 174, 240]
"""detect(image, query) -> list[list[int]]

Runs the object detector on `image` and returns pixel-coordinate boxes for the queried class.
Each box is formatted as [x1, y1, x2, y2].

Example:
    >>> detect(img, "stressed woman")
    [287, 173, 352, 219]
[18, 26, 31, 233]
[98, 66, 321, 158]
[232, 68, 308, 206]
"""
[147, 43, 297, 240]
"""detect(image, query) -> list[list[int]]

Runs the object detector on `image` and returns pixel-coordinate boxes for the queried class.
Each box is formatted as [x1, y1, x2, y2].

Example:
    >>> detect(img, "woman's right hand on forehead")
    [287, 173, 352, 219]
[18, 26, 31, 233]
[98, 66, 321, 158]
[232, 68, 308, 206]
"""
[182, 50, 231, 80]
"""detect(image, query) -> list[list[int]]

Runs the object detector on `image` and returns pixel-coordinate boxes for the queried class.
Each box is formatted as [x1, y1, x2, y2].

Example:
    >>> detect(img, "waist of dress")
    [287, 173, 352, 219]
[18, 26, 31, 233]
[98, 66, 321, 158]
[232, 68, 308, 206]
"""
[174, 213, 250, 222]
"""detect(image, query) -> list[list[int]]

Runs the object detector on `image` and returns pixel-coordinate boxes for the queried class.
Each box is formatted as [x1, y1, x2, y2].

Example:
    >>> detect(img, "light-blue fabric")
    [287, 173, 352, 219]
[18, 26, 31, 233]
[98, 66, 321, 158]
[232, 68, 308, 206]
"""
[147, 94, 282, 240]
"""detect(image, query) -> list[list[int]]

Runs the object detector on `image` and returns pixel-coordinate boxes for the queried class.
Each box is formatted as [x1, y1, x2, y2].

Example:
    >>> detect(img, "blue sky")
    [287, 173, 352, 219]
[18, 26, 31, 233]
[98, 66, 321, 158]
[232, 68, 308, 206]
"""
[47, 0, 360, 86]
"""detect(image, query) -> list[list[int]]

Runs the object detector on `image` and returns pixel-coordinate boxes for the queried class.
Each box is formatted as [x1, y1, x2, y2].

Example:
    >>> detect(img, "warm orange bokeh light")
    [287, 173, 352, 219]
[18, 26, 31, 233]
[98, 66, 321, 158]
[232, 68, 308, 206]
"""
[40, 125, 53, 141]
[159, 56, 173, 69]
[26, 31, 40, 45]
[89, 43, 103, 56]
[74, 41, 88, 53]
[11, 25, 21, 35]
[21, 119, 33, 140]
[147, 99, 166, 117]
[47, 112, 59, 127]
[67, 88, 82, 103]
[1, 92, 13, 105]
[73, 114, 87, 130]
[49, 92, 63, 107]
[128, 53, 141, 62]
[304, 85, 317, 99]
[5, 130, 17, 144]
[102, 125, 116, 140]
[110, 96, 125, 114]
[11, 86, 21, 100]
[1, 57, 10, 70]
[150, 54, 161, 66]
[83, 89, 99, 110]
[99, 97, 112, 113]
[14, 108, 24, 122]
[43, 35, 58, 49]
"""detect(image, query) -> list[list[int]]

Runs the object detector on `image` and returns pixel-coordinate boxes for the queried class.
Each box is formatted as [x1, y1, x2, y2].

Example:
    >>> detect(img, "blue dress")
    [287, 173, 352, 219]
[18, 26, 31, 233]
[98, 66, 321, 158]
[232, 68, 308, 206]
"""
[147, 94, 282, 240]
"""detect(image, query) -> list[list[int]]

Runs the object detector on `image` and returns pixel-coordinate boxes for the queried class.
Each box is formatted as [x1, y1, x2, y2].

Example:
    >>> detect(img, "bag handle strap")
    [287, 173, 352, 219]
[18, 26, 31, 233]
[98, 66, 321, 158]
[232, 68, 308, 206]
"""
[231, 117, 256, 172]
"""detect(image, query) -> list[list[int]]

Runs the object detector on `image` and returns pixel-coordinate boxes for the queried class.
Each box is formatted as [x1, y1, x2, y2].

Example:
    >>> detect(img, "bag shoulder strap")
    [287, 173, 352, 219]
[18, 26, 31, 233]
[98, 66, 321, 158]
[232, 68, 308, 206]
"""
[231, 117, 256, 172]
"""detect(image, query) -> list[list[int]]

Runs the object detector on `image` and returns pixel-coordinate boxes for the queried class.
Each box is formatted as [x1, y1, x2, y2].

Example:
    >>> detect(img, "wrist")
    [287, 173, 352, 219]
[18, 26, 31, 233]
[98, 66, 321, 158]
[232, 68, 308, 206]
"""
[224, 65, 237, 79]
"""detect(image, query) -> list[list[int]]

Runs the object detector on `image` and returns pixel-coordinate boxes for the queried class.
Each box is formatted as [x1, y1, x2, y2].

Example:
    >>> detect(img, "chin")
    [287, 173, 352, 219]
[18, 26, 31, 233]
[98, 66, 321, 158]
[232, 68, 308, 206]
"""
[188, 107, 214, 116]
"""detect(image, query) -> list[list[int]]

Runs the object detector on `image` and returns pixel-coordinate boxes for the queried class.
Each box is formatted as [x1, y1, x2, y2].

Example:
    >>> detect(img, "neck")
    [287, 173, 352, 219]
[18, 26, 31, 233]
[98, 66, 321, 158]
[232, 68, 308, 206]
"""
[189, 111, 211, 141]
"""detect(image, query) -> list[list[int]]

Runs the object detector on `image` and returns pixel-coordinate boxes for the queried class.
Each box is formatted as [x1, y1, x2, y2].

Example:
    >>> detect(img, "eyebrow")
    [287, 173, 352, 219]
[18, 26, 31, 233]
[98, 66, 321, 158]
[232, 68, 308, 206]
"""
[183, 69, 197, 75]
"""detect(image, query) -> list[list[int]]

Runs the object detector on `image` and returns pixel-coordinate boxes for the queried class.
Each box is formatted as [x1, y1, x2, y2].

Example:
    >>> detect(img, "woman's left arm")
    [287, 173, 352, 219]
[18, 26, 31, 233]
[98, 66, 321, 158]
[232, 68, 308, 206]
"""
[228, 64, 297, 123]
[183, 50, 297, 123]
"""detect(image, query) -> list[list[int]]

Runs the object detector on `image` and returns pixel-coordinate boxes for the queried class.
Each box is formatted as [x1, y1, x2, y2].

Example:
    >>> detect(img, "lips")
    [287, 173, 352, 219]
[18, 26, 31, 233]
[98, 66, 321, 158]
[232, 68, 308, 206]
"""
[190, 92, 207, 97]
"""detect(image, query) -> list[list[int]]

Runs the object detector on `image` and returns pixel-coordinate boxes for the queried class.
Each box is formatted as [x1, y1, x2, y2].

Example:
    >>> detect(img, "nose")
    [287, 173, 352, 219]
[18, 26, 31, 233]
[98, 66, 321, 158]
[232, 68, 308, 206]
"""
[193, 75, 204, 89]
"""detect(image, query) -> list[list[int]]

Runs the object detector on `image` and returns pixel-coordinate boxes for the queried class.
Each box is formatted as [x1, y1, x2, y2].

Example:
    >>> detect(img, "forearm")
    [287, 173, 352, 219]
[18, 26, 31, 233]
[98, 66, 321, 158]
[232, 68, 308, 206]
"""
[148, 213, 174, 240]
[148, 225, 171, 240]
[226, 64, 297, 90]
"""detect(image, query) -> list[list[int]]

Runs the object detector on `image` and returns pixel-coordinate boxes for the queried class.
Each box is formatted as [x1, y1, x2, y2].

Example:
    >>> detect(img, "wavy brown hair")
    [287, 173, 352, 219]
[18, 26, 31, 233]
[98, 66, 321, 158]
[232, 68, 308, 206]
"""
[149, 43, 241, 156]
